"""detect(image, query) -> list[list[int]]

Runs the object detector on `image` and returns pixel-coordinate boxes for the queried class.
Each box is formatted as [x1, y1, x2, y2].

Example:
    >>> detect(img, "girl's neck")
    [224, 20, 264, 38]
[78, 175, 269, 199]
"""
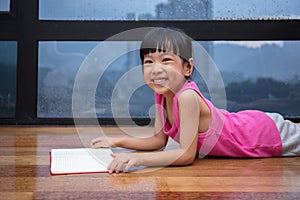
[162, 79, 188, 101]
[164, 95, 174, 106]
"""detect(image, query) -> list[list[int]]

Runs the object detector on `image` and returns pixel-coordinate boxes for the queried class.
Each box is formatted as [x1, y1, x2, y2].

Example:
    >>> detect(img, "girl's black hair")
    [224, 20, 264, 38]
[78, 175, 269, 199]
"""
[139, 27, 192, 63]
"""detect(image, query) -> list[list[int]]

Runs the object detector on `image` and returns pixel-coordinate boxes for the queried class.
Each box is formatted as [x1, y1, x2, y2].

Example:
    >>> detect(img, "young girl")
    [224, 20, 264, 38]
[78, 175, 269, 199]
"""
[91, 27, 300, 173]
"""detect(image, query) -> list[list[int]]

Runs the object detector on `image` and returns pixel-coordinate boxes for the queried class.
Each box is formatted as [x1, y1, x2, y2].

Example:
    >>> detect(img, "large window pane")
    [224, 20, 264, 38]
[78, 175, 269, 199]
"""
[0, 0, 10, 12]
[0, 41, 17, 118]
[38, 40, 300, 119]
[39, 0, 300, 21]
[212, 40, 300, 117]
[38, 41, 153, 118]
[38, 42, 97, 118]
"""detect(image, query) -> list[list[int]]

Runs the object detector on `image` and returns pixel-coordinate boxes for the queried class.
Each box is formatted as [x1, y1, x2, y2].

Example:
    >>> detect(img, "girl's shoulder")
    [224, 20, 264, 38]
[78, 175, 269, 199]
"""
[176, 80, 200, 95]
[176, 80, 206, 102]
[177, 89, 200, 108]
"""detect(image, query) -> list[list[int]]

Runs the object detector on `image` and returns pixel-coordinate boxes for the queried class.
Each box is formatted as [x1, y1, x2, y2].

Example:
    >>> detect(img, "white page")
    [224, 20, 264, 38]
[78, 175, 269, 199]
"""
[51, 148, 113, 174]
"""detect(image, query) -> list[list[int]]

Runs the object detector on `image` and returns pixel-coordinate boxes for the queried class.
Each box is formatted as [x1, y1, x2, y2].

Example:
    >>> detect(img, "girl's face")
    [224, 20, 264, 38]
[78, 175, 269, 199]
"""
[143, 50, 194, 98]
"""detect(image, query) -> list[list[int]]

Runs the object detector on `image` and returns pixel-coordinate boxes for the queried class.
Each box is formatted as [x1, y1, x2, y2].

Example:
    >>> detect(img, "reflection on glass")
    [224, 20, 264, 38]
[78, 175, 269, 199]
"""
[0, 41, 17, 118]
[38, 40, 300, 118]
[210, 40, 300, 117]
[38, 41, 153, 118]
[38, 42, 97, 118]
[0, 0, 10, 12]
[39, 0, 300, 21]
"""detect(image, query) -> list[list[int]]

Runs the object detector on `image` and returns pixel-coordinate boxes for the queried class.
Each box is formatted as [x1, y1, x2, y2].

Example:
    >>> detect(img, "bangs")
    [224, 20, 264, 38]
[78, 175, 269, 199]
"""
[140, 38, 179, 58]
[140, 27, 192, 62]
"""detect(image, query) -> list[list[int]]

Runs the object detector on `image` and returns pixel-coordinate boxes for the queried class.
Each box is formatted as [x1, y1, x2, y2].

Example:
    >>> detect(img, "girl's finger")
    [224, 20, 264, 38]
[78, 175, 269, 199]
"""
[108, 161, 117, 173]
[115, 162, 124, 173]
[110, 153, 116, 158]
[124, 162, 132, 173]
[91, 138, 100, 145]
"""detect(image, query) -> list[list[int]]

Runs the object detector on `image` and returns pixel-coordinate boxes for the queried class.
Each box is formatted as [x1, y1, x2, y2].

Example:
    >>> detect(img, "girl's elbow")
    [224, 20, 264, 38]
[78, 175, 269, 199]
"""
[186, 155, 196, 165]
[148, 141, 167, 151]
[154, 138, 168, 150]
[180, 152, 196, 166]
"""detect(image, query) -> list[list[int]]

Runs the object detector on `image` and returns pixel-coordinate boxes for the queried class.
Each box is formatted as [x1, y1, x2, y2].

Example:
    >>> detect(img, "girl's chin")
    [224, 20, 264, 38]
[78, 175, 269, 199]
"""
[147, 82, 173, 94]
[152, 85, 172, 95]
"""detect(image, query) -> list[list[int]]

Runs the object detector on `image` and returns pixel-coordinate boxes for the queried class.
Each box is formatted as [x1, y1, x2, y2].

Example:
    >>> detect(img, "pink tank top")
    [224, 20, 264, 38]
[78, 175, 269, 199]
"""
[155, 81, 282, 157]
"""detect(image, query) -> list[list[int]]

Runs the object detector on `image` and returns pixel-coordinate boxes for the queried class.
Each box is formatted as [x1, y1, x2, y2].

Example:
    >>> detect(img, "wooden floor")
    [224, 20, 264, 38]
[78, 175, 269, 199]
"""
[0, 126, 300, 200]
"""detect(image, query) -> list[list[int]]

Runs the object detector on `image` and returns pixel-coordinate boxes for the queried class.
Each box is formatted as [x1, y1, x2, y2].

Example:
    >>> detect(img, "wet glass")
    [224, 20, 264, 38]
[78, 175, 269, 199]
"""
[0, 41, 17, 118]
[38, 40, 300, 118]
[39, 0, 300, 21]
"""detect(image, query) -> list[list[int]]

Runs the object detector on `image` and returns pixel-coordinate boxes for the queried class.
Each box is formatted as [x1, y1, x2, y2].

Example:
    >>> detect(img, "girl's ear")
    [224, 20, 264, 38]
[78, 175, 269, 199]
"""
[184, 58, 194, 77]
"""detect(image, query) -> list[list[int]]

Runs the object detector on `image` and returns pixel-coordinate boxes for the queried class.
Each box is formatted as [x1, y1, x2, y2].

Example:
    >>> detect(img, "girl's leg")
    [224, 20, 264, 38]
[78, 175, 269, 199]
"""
[266, 112, 300, 156]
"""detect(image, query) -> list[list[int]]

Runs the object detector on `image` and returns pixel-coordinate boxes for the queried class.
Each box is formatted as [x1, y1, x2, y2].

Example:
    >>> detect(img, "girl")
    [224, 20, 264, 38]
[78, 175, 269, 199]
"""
[91, 27, 300, 173]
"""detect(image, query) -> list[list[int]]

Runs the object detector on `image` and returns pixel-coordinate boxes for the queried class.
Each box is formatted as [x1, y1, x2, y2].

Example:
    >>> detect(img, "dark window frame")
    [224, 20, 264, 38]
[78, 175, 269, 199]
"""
[0, 0, 300, 125]
[0, 0, 16, 19]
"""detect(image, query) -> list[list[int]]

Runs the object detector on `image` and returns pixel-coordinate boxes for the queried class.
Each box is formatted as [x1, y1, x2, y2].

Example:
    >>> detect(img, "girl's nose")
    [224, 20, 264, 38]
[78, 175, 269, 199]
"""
[151, 64, 163, 75]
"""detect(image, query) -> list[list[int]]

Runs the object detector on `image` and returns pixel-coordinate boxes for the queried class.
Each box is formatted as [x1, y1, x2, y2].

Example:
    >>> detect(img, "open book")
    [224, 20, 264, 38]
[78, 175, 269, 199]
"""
[50, 148, 113, 175]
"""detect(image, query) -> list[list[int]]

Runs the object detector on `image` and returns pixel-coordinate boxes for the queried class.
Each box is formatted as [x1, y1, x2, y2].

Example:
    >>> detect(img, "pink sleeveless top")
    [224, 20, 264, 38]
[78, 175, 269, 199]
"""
[155, 81, 282, 157]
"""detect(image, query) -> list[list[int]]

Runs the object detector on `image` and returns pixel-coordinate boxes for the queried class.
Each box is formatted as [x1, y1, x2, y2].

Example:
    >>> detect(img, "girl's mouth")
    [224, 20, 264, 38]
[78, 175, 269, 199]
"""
[152, 78, 168, 85]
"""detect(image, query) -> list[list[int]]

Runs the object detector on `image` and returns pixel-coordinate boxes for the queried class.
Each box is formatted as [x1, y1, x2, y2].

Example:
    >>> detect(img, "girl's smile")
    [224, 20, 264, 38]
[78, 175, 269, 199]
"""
[151, 77, 168, 86]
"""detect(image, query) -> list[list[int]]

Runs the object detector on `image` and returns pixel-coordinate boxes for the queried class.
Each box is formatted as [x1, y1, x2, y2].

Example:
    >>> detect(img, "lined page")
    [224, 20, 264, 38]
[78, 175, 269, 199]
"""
[51, 148, 113, 174]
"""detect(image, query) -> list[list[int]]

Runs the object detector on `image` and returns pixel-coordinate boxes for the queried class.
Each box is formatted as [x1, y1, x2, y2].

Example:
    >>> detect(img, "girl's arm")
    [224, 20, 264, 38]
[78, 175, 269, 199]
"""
[91, 100, 169, 151]
[91, 130, 168, 151]
[108, 90, 201, 173]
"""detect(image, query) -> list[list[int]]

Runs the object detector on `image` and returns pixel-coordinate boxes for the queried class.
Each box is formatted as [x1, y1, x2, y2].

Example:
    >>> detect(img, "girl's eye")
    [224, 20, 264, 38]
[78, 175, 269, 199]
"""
[143, 60, 152, 64]
[162, 58, 172, 62]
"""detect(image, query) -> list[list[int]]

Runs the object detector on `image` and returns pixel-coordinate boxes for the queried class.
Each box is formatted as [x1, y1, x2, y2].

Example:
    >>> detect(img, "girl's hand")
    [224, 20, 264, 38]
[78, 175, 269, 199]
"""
[108, 153, 141, 173]
[91, 137, 116, 148]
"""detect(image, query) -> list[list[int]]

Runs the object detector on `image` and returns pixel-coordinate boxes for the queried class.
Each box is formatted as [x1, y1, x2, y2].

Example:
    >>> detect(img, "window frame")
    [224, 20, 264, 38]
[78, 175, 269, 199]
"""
[0, 0, 16, 19]
[0, 0, 300, 125]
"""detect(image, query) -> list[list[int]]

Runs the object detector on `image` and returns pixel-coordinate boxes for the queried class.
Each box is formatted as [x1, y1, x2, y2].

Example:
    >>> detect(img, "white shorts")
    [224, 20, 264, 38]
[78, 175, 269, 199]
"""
[266, 112, 300, 156]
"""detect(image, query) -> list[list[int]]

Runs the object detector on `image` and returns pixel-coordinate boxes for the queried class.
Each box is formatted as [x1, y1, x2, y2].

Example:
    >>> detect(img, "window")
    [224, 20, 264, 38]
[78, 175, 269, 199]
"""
[212, 40, 300, 117]
[0, 41, 17, 118]
[38, 41, 153, 118]
[39, 0, 300, 20]
[0, 0, 10, 12]
[1, 0, 300, 124]
[38, 40, 300, 119]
